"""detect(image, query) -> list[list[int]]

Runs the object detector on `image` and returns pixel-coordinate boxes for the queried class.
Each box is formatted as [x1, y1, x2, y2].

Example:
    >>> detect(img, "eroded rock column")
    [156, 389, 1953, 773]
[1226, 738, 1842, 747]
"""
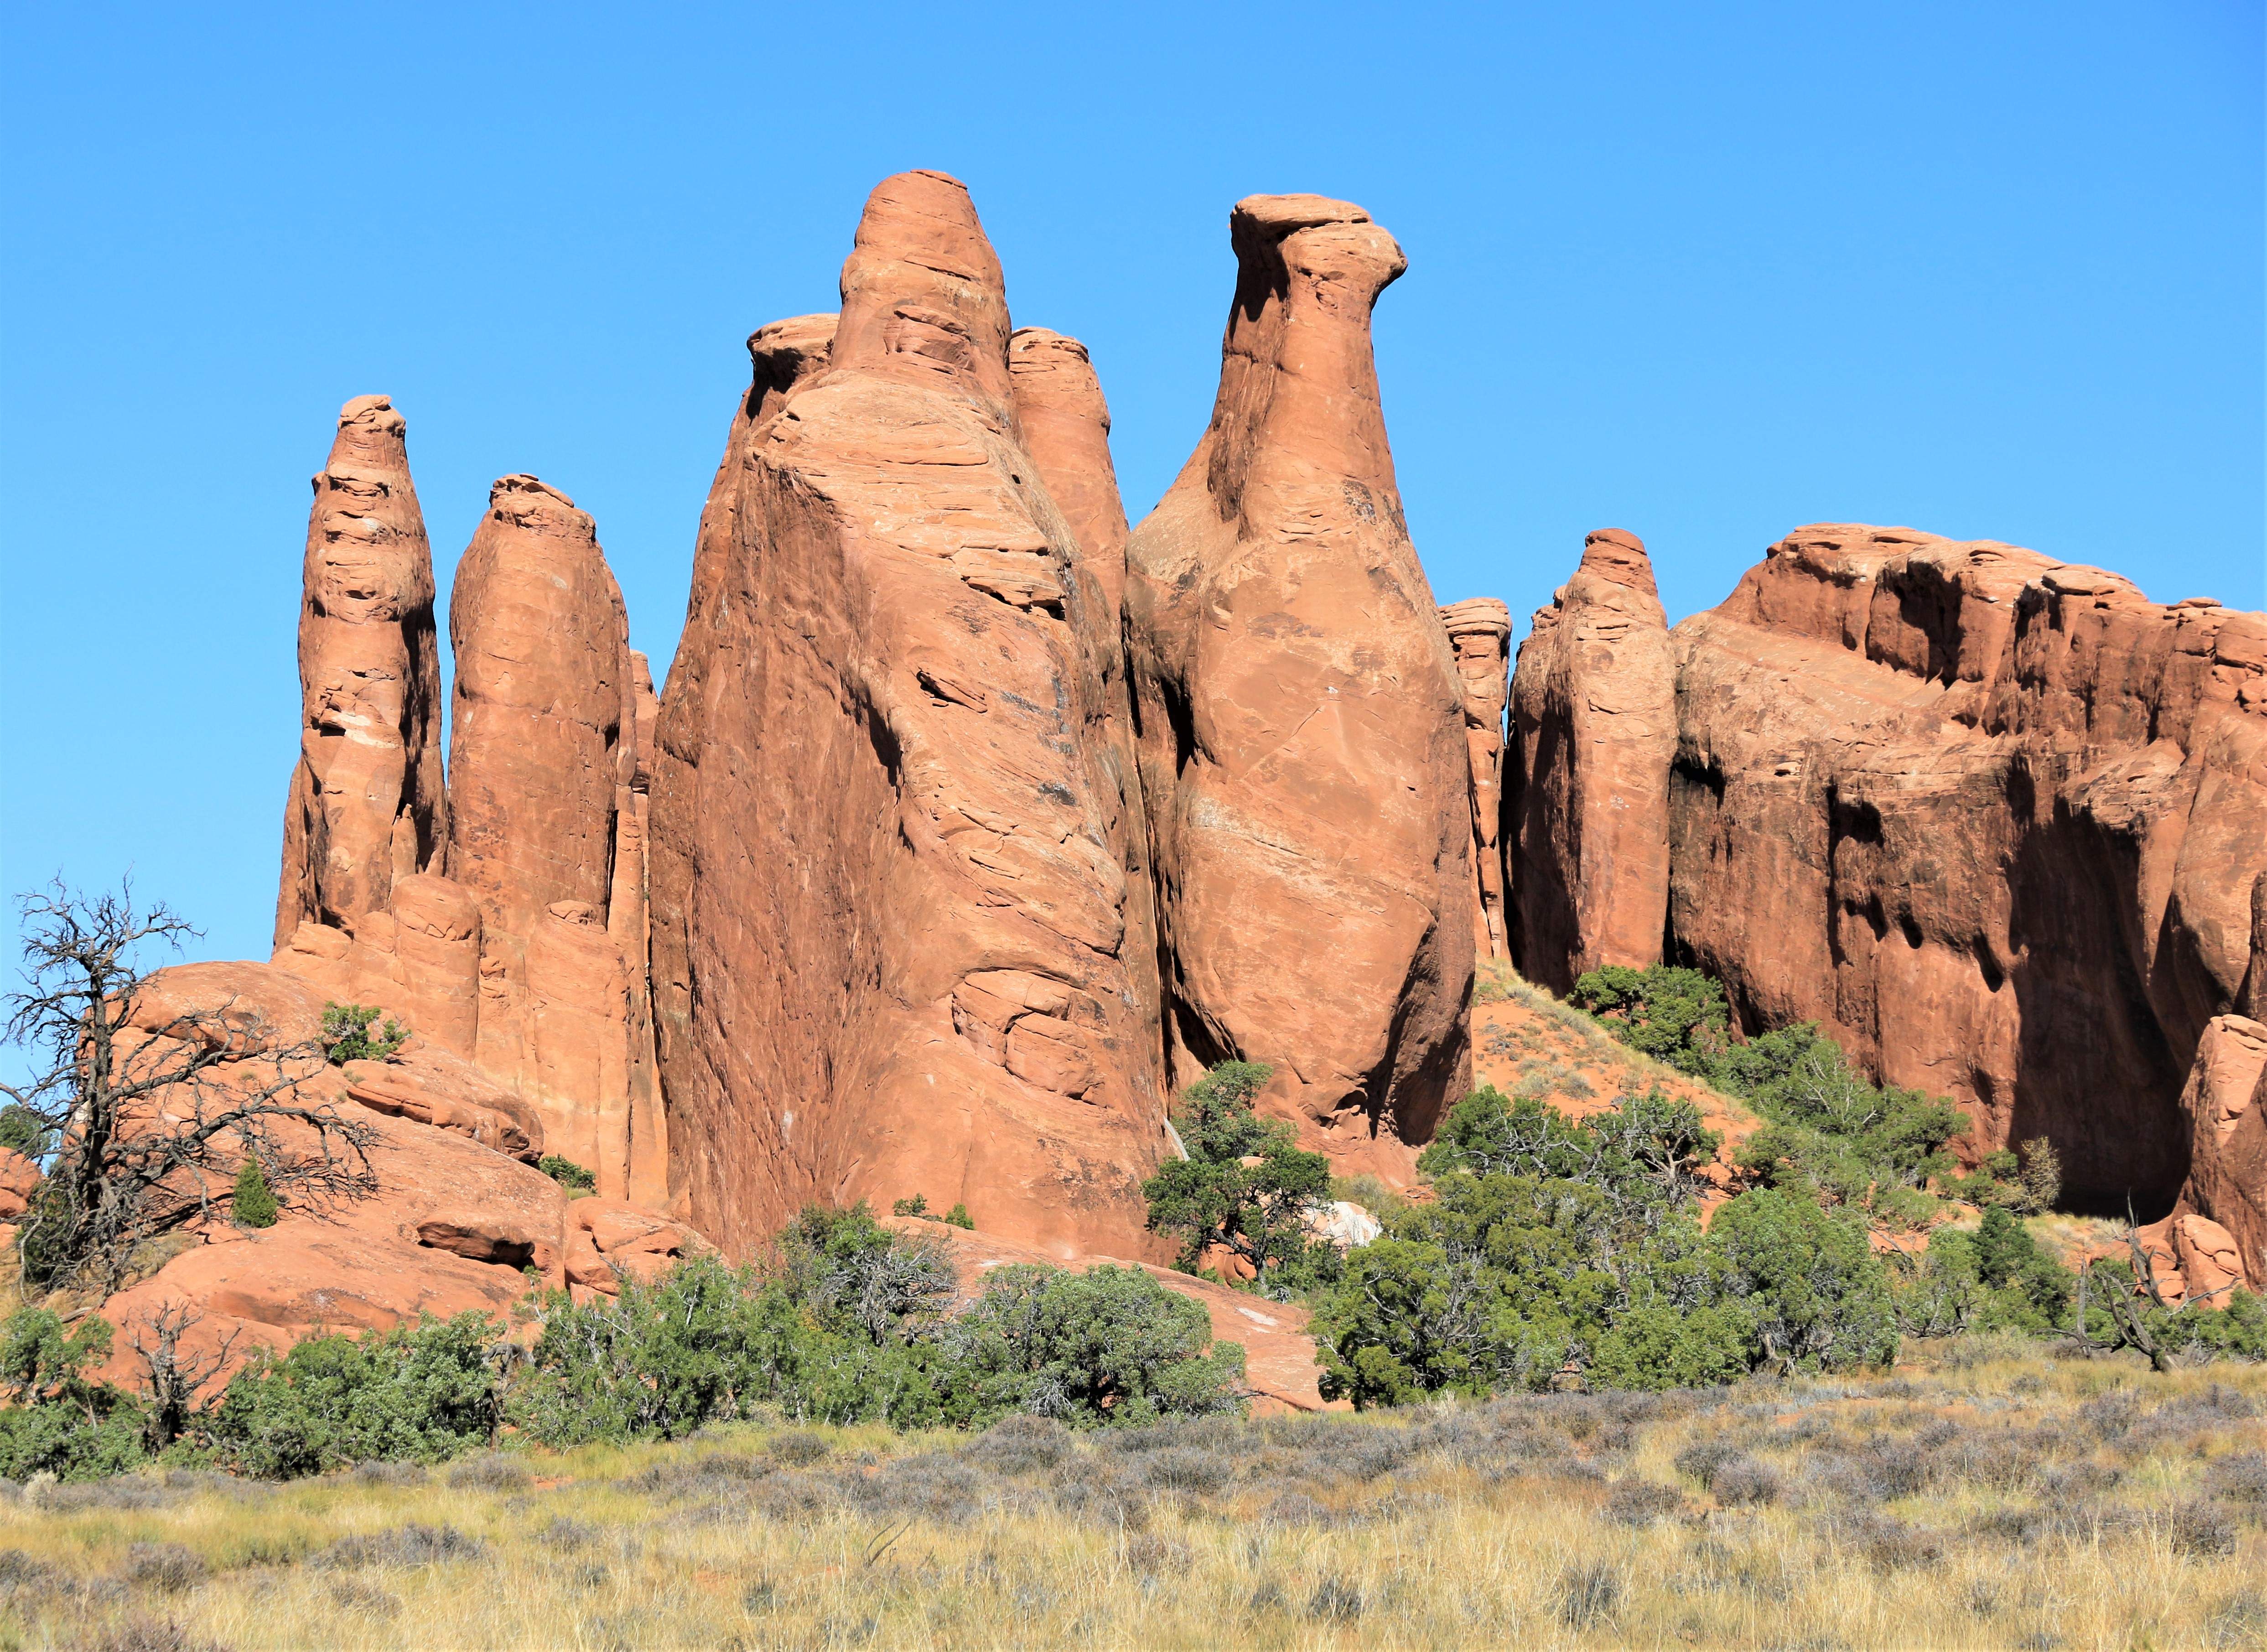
[275, 395, 448, 944]
[1506, 529, 1678, 993]
[1441, 598, 1512, 960]
[447, 475, 643, 1199]
[1125, 194, 1473, 1175]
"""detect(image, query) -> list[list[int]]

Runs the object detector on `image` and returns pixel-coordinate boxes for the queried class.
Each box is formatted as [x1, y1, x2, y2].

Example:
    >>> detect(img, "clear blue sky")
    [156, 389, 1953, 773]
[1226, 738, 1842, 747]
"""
[3, 0, 2261, 979]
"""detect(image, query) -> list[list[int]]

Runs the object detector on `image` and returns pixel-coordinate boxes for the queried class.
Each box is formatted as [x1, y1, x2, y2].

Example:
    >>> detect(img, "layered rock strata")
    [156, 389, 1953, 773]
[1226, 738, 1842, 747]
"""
[1505, 529, 1678, 994]
[1124, 194, 1473, 1175]
[275, 396, 449, 944]
[1440, 599, 1512, 959]
[648, 171, 1167, 1258]
[1517, 520, 2266, 1210]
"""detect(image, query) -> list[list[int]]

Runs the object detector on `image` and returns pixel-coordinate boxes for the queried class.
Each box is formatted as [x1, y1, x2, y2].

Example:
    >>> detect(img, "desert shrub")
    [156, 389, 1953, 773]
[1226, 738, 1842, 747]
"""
[537, 1155, 595, 1194]
[319, 1002, 406, 1065]
[0, 1309, 148, 1481]
[1142, 1062, 1334, 1287]
[1890, 1209, 2074, 1337]
[1711, 1187, 1899, 1374]
[203, 1313, 503, 1477]
[514, 1208, 1245, 1444]
[230, 1158, 278, 1228]
[311, 1523, 485, 1570]
[0, 1104, 52, 1161]
[1557, 1561, 1622, 1628]
[1604, 1477, 1685, 1524]
[1570, 965, 1968, 1219]
[941, 1263, 1246, 1427]
[1312, 1088, 1898, 1404]
[119, 1543, 205, 1593]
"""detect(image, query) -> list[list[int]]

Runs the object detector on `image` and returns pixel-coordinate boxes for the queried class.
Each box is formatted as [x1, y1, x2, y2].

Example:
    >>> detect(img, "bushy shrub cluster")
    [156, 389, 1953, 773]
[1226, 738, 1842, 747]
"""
[1572, 965, 1973, 1226]
[0, 1206, 1247, 1480]
[1307, 1086, 1900, 1406]
[1140, 1062, 1337, 1294]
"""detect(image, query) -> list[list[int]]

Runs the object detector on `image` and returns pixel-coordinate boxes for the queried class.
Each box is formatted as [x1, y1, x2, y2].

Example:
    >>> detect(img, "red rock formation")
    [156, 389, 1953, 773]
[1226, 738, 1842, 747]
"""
[88, 961, 572, 1382]
[1124, 194, 1473, 1178]
[648, 171, 1167, 1260]
[1649, 525, 2267, 1206]
[1008, 328, 1130, 620]
[275, 396, 448, 945]
[2165, 1015, 2267, 1289]
[445, 475, 656, 1202]
[1440, 599, 1512, 959]
[1505, 530, 1679, 996]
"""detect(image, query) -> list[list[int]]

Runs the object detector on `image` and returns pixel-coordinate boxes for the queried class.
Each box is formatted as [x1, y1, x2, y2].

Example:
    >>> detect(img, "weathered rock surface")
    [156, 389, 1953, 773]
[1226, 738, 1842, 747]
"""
[2167, 1015, 2267, 1289]
[1506, 529, 1678, 994]
[882, 1216, 1339, 1414]
[1124, 194, 1473, 1178]
[1440, 598, 1512, 959]
[1513, 521, 2267, 1209]
[275, 396, 448, 945]
[444, 474, 657, 1202]
[0, 1149, 40, 1222]
[93, 961, 573, 1384]
[648, 171, 1167, 1260]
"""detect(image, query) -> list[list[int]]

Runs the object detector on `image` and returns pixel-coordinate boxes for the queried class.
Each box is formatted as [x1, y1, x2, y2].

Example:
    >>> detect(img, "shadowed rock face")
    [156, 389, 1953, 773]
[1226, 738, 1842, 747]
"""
[1440, 598, 1512, 959]
[1512, 521, 2265, 1211]
[275, 396, 449, 944]
[648, 171, 1167, 1260]
[445, 475, 657, 1202]
[1506, 530, 1677, 993]
[1125, 194, 1473, 1179]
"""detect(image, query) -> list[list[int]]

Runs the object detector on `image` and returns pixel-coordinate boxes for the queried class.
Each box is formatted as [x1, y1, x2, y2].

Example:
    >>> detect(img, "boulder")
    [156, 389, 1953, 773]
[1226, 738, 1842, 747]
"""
[1123, 194, 1473, 1178]
[275, 395, 448, 945]
[1440, 598, 1512, 959]
[648, 171, 1168, 1260]
[1506, 529, 1677, 992]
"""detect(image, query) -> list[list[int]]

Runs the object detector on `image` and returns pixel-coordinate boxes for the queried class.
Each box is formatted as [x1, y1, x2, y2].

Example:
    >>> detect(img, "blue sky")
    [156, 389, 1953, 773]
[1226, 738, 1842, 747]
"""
[2, 0, 2261, 977]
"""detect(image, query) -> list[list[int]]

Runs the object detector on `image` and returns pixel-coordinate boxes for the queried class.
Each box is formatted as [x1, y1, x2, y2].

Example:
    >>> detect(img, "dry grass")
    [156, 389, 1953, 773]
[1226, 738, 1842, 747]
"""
[2, 1342, 2262, 1650]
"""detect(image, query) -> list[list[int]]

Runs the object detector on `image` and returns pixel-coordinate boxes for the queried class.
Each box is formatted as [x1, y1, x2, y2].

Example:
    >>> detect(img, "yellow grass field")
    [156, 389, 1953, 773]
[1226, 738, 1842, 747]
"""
[1, 1339, 2261, 1651]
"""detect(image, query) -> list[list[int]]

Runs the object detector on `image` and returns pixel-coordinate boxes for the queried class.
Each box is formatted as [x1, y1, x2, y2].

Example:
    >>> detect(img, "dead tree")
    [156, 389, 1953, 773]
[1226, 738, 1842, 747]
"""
[0, 879, 378, 1296]
[126, 1300, 238, 1449]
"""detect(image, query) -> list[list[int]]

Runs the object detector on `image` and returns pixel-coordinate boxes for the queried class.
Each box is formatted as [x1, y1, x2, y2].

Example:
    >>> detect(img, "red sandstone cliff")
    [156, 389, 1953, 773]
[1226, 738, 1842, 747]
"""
[647, 171, 1167, 1260]
[1124, 194, 1473, 1179]
[1513, 521, 2267, 1213]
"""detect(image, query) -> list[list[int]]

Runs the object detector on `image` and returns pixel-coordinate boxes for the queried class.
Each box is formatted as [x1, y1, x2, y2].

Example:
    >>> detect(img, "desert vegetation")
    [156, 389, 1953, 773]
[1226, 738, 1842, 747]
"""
[0, 1338, 2259, 1650]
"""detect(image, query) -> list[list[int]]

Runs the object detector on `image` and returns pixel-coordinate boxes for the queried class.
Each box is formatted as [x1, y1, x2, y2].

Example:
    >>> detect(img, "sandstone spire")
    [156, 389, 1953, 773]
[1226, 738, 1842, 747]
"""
[275, 395, 448, 945]
[1124, 195, 1474, 1176]
[446, 475, 647, 1198]
[1440, 598, 1513, 959]
[1009, 328, 1130, 620]
[648, 171, 1166, 1257]
[1507, 528, 1677, 992]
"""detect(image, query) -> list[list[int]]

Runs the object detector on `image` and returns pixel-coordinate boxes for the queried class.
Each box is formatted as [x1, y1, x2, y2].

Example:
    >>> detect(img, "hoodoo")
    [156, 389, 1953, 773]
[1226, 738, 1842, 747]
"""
[275, 395, 449, 944]
[1505, 528, 1678, 993]
[1125, 194, 1473, 1177]
[1439, 598, 1512, 960]
[446, 475, 658, 1203]
[648, 171, 1167, 1258]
